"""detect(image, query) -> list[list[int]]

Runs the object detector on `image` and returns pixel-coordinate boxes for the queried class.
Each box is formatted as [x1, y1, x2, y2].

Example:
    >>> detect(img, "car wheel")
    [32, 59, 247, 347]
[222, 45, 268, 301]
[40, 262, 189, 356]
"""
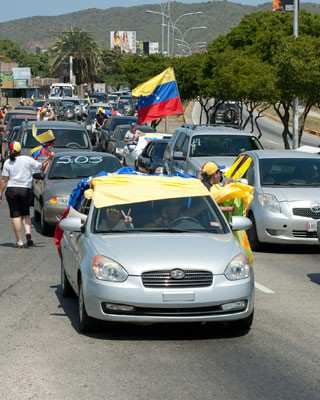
[78, 281, 98, 333]
[247, 213, 264, 252]
[61, 260, 74, 298]
[40, 207, 52, 236]
[228, 311, 254, 334]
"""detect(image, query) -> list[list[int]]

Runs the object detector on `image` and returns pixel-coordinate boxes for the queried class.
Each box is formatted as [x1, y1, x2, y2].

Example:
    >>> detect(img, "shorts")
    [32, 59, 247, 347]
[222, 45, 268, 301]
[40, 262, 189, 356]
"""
[5, 187, 32, 218]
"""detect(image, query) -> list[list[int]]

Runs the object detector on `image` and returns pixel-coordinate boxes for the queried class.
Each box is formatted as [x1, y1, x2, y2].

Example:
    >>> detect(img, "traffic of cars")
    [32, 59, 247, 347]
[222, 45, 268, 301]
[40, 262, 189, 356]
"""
[1, 90, 319, 335]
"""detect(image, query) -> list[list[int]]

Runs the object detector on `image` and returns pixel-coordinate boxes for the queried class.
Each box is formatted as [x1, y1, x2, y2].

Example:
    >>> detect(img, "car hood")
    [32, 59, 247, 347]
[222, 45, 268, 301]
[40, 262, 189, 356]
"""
[190, 156, 236, 172]
[90, 233, 241, 275]
[44, 179, 80, 199]
[261, 186, 320, 203]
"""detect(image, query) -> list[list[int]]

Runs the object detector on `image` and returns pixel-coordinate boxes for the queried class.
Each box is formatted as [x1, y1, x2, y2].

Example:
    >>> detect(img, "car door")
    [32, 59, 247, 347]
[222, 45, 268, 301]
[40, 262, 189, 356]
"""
[67, 199, 91, 288]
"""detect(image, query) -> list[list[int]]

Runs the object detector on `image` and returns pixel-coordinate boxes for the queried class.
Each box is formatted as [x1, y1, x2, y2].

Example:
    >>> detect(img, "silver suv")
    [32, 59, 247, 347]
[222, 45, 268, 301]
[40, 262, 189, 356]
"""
[164, 125, 263, 176]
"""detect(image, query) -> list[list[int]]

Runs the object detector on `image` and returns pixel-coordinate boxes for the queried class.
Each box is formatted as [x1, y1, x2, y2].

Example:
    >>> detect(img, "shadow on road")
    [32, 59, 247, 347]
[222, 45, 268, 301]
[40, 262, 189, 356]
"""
[307, 273, 320, 285]
[51, 284, 251, 341]
[255, 244, 320, 255]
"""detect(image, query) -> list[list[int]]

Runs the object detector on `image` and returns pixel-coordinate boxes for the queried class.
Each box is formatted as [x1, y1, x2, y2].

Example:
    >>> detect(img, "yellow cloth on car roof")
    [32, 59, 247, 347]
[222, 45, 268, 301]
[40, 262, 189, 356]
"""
[84, 175, 209, 208]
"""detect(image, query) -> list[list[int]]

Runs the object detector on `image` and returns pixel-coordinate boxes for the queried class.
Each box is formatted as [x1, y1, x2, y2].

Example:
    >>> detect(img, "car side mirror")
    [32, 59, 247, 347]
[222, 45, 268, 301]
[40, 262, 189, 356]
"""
[173, 151, 186, 161]
[230, 216, 252, 232]
[33, 172, 45, 180]
[59, 217, 83, 233]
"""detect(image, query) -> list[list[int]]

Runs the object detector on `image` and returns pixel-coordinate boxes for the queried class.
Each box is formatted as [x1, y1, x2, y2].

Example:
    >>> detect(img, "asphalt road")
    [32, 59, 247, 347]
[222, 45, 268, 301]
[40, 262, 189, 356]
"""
[1, 105, 320, 399]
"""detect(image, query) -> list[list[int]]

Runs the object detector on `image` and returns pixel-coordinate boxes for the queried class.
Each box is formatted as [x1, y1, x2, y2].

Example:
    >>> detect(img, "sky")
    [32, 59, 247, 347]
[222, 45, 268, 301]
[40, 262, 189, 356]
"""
[1, 0, 313, 23]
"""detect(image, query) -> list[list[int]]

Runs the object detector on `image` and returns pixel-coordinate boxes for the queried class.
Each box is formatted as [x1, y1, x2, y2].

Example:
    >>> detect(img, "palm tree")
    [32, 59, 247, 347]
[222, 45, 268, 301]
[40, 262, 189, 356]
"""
[50, 28, 101, 85]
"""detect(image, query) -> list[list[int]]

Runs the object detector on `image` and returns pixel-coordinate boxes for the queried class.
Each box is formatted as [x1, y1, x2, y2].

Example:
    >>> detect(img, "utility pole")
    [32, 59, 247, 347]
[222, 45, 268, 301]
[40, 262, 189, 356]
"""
[167, 0, 171, 56]
[292, 0, 299, 149]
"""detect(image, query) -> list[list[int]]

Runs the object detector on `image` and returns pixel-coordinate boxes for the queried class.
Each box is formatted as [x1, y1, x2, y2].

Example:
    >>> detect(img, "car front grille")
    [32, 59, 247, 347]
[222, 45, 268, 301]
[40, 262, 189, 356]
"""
[292, 208, 320, 220]
[292, 230, 318, 238]
[142, 270, 213, 288]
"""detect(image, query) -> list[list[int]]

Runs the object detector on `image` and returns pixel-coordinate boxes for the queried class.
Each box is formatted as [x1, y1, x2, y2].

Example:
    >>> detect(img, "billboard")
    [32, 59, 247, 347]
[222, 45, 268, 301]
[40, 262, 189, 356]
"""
[12, 67, 31, 80]
[110, 31, 136, 54]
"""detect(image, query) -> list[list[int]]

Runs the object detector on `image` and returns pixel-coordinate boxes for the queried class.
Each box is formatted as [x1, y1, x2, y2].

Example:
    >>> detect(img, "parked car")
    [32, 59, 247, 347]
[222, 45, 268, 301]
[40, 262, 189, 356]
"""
[33, 151, 121, 234]
[136, 139, 170, 174]
[16, 121, 93, 157]
[164, 125, 263, 177]
[229, 150, 320, 249]
[59, 174, 254, 333]
[100, 116, 137, 151]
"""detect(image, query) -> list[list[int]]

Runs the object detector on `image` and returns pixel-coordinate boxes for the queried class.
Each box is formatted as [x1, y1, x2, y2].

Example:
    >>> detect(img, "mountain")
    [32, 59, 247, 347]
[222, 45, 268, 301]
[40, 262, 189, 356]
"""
[0, 1, 320, 50]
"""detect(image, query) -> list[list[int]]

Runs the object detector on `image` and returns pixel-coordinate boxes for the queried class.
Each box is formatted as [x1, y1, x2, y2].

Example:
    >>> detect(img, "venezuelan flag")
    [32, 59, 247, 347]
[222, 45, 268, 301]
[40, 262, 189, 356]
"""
[132, 67, 184, 124]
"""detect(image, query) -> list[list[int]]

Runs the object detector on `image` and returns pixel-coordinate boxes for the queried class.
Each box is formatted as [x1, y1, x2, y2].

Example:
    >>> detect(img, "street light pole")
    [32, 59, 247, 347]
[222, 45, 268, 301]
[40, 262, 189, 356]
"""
[292, 0, 299, 149]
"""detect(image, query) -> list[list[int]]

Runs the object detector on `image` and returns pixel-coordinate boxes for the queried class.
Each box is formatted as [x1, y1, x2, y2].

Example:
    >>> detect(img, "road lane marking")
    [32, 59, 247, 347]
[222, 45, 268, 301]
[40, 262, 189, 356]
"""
[255, 282, 275, 294]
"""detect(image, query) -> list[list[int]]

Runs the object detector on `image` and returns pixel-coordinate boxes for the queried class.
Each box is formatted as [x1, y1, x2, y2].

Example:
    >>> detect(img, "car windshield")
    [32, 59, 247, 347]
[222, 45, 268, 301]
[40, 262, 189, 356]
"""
[22, 128, 89, 149]
[10, 117, 36, 128]
[94, 196, 228, 234]
[190, 135, 261, 157]
[260, 158, 320, 187]
[48, 155, 120, 179]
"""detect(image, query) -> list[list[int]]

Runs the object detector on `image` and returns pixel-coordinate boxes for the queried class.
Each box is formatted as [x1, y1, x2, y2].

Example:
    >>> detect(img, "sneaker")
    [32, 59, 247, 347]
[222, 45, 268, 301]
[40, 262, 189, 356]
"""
[16, 241, 24, 249]
[26, 234, 34, 247]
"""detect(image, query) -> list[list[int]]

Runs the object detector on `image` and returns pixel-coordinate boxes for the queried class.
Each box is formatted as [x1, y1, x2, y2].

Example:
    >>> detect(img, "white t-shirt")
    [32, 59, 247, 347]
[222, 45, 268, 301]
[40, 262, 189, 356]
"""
[1, 156, 42, 189]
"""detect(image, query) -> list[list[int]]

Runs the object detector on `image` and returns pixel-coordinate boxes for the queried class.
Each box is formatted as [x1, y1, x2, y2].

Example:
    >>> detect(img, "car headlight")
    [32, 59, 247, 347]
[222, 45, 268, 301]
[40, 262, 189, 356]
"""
[258, 193, 281, 213]
[47, 196, 69, 206]
[92, 255, 128, 282]
[224, 254, 250, 281]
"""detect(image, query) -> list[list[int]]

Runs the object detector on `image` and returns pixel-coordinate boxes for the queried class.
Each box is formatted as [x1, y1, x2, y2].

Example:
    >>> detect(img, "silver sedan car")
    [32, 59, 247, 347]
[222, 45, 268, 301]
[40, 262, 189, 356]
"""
[59, 189, 254, 334]
[234, 150, 320, 249]
[32, 151, 121, 234]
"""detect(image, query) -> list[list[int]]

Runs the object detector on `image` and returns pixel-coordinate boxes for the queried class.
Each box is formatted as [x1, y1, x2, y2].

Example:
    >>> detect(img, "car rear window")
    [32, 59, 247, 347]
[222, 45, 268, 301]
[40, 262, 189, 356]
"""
[260, 158, 320, 187]
[190, 135, 262, 157]
[22, 128, 90, 149]
[49, 154, 121, 179]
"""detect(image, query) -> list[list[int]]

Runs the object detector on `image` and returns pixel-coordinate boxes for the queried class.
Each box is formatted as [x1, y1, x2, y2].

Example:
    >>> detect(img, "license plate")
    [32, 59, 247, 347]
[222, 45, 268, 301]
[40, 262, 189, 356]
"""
[162, 292, 195, 302]
[305, 220, 318, 232]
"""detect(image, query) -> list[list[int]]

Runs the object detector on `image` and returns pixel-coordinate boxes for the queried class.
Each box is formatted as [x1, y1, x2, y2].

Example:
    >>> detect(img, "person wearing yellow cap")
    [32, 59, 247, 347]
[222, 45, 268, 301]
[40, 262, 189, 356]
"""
[0, 141, 52, 248]
[96, 107, 108, 129]
[200, 162, 224, 190]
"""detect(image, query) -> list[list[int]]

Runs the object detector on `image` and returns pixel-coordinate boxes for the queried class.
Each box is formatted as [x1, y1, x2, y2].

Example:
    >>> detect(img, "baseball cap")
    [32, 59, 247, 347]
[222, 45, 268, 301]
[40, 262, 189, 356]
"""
[9, 141, 22, 153]
[201, 162, 220, 176]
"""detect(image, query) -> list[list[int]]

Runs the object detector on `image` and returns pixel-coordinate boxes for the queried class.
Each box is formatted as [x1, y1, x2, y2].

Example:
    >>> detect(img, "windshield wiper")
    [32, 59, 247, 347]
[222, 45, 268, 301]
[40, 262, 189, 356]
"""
[49, 176, 70, 180]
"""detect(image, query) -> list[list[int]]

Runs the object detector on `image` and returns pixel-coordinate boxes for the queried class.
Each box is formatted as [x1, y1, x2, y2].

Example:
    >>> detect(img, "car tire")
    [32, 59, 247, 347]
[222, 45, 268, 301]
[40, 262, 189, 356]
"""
[61, 260, 74, 298]
[229, 311, 254, 335]
[40, 207, 52, 236]
[248, 213, 264, 252]
[78, 282, 98, 334]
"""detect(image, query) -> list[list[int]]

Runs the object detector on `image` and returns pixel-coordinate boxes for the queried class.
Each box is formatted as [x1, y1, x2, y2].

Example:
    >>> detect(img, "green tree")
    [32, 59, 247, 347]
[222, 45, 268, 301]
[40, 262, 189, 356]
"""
[50, 28, 101, 85]
[205, 11, 320, 148]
